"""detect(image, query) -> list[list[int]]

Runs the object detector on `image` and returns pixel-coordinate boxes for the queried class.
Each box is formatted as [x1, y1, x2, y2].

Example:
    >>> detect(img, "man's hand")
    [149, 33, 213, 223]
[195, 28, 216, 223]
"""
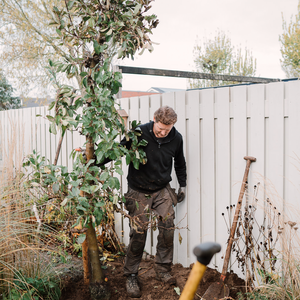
[177, 187, 186, 203]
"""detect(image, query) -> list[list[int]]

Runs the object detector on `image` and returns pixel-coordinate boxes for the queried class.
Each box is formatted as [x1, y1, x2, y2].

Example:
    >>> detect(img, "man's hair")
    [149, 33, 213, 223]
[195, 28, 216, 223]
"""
[154, 106, 177, 125]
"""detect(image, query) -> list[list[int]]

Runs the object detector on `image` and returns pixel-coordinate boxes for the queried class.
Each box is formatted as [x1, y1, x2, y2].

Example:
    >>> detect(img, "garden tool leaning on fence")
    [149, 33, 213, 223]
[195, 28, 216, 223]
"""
[202, 156, 256, 299]
[179, 242, 221, 300]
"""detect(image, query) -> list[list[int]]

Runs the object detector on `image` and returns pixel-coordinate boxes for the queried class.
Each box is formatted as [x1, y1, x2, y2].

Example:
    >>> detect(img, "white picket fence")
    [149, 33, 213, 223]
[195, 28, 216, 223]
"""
[1, 80, 300, 278]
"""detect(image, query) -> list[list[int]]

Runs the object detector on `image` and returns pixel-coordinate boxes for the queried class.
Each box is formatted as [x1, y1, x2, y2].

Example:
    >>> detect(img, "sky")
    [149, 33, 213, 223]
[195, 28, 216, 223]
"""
[118, 0, 300, 92]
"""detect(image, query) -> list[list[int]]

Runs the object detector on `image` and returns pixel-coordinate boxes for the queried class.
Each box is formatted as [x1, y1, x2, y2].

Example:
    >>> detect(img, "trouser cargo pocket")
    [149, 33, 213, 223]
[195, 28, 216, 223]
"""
[124, 188, 138, 214]
[166, 184, 178, 206]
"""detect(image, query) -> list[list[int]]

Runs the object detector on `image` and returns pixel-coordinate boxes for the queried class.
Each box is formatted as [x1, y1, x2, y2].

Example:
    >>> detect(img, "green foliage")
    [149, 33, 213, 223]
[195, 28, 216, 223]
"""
[280, 1, 300, 77]
[189, 30, 257, 88]
[4, 274, 60, 300]
[237, 291, 269, 300]
[0, 71, 21, 110]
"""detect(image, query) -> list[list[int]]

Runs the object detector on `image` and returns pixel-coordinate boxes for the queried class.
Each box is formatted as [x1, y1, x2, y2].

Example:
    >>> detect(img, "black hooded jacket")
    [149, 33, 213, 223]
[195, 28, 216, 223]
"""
[121, 121, 187, 193]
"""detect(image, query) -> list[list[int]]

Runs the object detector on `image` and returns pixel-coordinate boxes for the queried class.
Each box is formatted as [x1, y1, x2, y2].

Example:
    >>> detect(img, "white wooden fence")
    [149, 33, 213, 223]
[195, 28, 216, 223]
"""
[1, 80, 300, 278]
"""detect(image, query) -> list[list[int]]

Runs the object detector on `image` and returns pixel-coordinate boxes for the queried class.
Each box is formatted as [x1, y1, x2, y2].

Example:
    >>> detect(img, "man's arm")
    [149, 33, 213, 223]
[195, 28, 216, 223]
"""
[174, 137, 187, 202]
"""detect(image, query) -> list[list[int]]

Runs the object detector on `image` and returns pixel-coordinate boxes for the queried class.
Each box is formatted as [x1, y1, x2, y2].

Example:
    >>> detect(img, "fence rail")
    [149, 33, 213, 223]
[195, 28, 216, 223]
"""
[1, 81, 300, 278]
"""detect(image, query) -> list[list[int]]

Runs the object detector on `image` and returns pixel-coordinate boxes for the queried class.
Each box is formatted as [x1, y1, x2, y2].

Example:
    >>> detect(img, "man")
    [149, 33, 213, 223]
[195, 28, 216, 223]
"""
[120, 106, 187, 298]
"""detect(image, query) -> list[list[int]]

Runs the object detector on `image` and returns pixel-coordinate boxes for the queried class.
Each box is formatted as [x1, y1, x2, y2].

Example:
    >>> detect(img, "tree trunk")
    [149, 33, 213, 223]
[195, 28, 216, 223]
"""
[85, 137, 104, 283]
[86, 220, 103, 283]
[82, 221, 90, 285]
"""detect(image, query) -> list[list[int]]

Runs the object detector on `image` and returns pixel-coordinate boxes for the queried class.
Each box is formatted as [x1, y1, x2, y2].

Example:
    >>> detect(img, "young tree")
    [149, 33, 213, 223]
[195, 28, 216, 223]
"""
[189, 30, 257, 88]
[0, 71, 21, 110]
[280, 1, 300, 78]
[23, 0, 158, 298]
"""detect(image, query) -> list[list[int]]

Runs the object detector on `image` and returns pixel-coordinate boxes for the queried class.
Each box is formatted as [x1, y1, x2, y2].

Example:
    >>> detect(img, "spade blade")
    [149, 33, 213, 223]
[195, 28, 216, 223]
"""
[202, 281, 230, 300]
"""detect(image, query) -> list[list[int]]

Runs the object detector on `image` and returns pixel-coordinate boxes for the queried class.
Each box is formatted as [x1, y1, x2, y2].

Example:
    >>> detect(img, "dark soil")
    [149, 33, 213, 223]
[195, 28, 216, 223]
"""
[59, 256, 246, 300]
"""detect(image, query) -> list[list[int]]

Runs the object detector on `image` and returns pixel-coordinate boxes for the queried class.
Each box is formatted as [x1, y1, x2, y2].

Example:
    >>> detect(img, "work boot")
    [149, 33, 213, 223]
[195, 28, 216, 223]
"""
[126, 274, 141, 298]
[155, 271, 176, 285]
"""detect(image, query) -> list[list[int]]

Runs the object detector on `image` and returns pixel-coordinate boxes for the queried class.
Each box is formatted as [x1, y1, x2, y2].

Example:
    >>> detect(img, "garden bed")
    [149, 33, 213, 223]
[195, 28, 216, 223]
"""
[60, 256, 245, 300]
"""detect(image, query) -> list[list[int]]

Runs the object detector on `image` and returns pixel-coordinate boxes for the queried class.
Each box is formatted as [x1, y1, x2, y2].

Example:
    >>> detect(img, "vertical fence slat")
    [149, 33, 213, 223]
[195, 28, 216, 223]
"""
[214, 87, 231, 270]
[199, 88, 216, 268]
[173, 91, 188, 267]
[230, 85, 247, 277]
[186, 90, 201, 265]
[266, 83, 285, 213]
[285, 81, 300, 220]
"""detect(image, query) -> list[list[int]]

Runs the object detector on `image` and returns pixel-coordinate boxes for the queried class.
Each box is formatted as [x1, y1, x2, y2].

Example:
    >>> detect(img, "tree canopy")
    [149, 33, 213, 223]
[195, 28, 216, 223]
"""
[0, 71, 21, 110]
[280, 1, 300, 78]
[189, 30, 257, 88]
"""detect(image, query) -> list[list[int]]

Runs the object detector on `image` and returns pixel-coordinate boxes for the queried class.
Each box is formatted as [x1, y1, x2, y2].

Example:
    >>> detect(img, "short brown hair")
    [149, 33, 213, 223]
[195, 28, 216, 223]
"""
[154, 106, 177, 125]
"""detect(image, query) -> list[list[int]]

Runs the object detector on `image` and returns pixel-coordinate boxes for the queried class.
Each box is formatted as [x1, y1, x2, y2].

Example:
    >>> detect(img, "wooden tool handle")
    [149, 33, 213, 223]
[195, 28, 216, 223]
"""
[220, 156, 256, 280]
[180, 242, 221, 300]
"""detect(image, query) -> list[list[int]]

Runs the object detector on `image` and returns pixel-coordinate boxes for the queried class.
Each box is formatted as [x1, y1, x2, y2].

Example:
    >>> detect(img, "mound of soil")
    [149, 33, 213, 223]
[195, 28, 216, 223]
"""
[60, 256, 245, 300]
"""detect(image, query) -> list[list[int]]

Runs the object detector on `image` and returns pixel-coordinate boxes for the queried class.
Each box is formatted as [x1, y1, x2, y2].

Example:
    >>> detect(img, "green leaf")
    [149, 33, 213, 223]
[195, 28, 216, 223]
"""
[76, 205, 87, 212]
[97, 151, 105, 163]
[50, 122, 57, 135]
[67, 0, 75, 9]
[138, 139, 148, 147]
[94, 209, 103, 225]
[77, 234, 86, 244]
[52, 183, 60, 194]
[133, 3, 142, 15]
[46, 115, 55, 122]
[90, 185, 100, 193]
[133, 159, 139, 170]
[61, 197, 69, 206]
[117, 48, 123, 59]
[95, 200, 106, 207]
[82, 77, 88, 88]
[80, 186, 91, 193]
[108, 176, 116, 189]
[71, 187, 80, 197]
[115, 167, 123, 176]
[94, 40, 101, 55]
[99, 171, 109, 181]
[126, 154, 131, 165]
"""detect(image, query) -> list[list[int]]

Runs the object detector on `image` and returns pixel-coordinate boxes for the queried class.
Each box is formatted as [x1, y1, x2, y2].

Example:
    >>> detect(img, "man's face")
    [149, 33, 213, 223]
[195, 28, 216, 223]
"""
[153, 118, 174, 138]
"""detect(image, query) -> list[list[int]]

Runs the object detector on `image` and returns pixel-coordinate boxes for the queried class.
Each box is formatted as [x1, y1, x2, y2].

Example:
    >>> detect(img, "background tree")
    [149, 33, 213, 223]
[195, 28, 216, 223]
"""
[280, 1, 300, 78]
[0, 0, 63, 96]
[0, 71, 21, 110]
[189, 30, 257, 88]
[0, 0, 118, 98]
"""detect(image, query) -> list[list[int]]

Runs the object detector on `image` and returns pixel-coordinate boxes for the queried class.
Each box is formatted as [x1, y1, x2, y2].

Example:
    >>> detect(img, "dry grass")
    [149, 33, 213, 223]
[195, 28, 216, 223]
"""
[0, 119, 61, 298]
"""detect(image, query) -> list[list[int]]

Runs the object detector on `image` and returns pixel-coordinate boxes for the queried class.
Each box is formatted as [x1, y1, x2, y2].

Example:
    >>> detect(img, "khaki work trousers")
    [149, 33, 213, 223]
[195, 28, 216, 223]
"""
[123, 185, 176, 276]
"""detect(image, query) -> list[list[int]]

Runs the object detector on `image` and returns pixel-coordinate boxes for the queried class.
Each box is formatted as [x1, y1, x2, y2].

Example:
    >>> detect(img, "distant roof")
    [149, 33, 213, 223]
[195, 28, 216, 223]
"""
[22, 97, 53, 108]
[147, 87, 186, 93]
[121, 90, 158, 98]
